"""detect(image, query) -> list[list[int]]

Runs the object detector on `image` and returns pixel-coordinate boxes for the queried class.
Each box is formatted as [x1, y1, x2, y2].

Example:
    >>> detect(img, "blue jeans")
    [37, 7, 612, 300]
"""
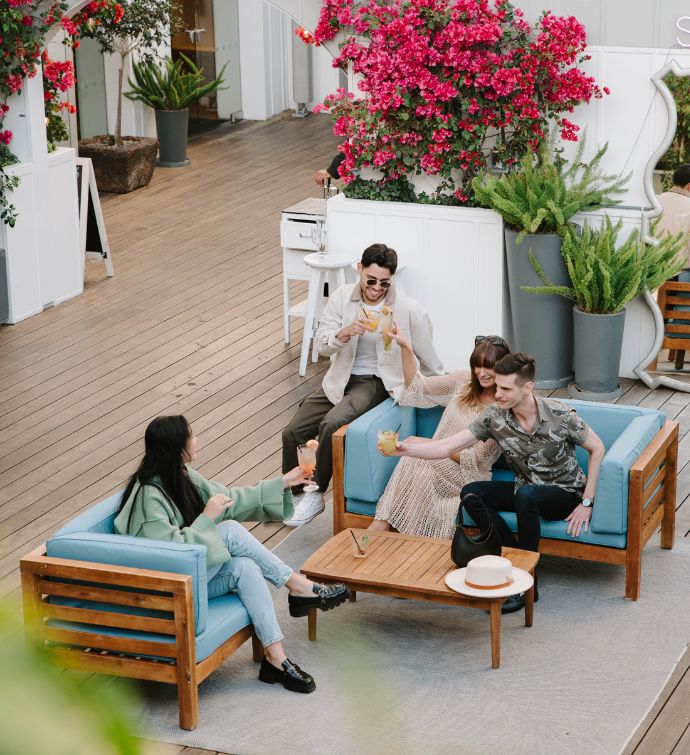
[207, 520, 293, 647]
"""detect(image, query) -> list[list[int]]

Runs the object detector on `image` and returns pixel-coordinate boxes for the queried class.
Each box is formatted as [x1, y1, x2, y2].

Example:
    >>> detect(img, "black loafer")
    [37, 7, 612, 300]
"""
[501, 583, 539, 615]
[288, 582, 350, 618]
[258, 657, 315, 693]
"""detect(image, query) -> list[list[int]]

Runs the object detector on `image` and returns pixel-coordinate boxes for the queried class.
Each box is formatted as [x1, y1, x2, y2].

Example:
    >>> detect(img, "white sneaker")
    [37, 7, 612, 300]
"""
[283, 491, 325, 527]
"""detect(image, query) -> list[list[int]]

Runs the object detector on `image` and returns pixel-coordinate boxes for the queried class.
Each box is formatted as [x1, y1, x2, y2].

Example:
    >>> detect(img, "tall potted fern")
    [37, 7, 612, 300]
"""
[526, 218, 684, 398]
[125, 55, 226, 167]
[472, 141, 627, 388]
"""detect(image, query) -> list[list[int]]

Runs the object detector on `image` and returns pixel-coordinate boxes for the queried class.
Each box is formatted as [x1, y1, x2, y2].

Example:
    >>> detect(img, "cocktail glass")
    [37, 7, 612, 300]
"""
[359, 305, 380, 332]
[380, 306, 394, 351]
[311, 220, 327, 255]
[297, 444, 319, 492]
[378, 429, 399, 455]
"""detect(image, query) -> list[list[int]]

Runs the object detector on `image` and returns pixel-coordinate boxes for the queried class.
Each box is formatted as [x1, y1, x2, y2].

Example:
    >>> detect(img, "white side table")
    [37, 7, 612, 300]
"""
[281, 198, 327, 345]
[300, 253, 358, 376]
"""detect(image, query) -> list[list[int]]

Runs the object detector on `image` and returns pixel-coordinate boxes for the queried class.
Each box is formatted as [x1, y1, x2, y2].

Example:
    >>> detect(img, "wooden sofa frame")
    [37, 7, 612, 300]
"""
[20, 545, 263, 730]
[332, 420, 680, 601]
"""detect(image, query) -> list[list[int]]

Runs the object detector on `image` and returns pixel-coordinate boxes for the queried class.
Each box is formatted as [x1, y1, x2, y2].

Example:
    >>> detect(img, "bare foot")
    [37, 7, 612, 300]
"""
[368, 519, 392, 532]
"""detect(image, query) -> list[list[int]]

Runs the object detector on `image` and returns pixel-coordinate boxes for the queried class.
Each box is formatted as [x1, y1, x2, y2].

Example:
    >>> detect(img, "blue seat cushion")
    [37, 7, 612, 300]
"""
[47, 592, 251, 663]
[462, 510, 627, 549]
[46, 532, 208, 635]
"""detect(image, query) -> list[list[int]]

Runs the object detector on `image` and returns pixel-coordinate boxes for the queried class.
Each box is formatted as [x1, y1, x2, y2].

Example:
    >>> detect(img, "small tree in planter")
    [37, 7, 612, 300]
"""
[74, 0, 182, 192]
[124, 54, 226, 167]
[525, 218, 685, 398]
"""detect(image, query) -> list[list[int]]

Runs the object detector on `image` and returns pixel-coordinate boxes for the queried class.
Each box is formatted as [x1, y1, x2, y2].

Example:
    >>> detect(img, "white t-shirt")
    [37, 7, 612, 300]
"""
[351, 301, 384, 376]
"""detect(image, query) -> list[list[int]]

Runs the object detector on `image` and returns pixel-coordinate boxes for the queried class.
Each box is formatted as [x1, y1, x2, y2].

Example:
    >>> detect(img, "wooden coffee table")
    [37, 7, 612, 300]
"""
[300, 529, 539, 669]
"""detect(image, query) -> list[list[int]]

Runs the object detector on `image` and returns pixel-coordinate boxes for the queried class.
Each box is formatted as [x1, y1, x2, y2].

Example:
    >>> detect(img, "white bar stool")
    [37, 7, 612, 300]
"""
[350, 260, 407, 295]
[300, 253, 358, 376]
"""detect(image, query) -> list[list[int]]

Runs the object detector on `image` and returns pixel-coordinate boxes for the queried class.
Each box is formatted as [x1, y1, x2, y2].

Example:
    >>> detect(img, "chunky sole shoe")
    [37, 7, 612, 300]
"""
[258, 657, 315, 693]
[288, 582, 350, 618]
[501, 583, 539, 615]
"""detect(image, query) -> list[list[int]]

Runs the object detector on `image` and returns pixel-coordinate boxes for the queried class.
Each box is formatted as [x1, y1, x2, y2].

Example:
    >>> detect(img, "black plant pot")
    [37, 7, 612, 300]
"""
[154, 109, 190, 167]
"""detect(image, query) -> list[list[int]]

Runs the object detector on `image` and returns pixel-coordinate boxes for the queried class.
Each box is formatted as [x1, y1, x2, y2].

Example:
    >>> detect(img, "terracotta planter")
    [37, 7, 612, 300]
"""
[78, 136, 159, 194]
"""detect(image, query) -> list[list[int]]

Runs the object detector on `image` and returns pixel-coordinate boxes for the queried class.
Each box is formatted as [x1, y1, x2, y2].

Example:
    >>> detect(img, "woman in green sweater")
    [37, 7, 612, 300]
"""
[115, 415, 349, 694]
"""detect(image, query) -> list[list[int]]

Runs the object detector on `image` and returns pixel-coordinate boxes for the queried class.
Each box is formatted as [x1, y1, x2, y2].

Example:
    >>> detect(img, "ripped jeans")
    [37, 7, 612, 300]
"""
[206, 520, 293, 647]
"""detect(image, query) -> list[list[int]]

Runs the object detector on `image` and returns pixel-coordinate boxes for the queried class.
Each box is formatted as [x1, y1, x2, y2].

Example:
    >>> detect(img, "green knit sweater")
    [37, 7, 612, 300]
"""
[113, 467, 294, 569]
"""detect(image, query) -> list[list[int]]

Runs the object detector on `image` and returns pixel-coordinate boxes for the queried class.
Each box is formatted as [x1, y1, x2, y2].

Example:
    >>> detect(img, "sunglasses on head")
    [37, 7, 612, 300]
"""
[365, 277, 392, 289]
[475, 335, 509, 349]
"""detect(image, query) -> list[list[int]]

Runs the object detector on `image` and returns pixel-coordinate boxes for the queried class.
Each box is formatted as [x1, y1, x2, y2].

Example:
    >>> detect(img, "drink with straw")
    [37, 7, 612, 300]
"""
[297, 444, 319, 492]
[359, 305, 380, 332]
[380, 306, 394, 351]
[378, 429, 399, 455]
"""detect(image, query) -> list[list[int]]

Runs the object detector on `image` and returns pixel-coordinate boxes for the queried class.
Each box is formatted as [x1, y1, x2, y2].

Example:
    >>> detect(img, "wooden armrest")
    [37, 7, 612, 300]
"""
[629, 420, 679, 481]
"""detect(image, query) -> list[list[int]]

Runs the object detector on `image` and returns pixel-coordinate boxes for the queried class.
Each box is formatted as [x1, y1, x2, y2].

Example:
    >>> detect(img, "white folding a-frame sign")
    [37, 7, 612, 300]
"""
[76, 156, 114, 277]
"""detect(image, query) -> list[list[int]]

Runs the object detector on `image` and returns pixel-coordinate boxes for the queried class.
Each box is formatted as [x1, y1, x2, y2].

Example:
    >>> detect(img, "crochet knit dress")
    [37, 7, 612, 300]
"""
[374, 370, 501, 539]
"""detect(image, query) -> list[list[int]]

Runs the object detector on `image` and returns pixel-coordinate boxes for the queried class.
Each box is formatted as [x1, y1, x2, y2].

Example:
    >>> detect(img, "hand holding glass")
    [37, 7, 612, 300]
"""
[378, 430, 399, 455]
[297, 444, 319, 492]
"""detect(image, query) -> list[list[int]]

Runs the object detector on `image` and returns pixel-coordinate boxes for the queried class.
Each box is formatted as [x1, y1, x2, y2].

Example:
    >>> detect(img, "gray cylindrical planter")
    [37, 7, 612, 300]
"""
[505, 229, 573, 389]
[154, 109, 190, 167]
[570, 306, 626, 401]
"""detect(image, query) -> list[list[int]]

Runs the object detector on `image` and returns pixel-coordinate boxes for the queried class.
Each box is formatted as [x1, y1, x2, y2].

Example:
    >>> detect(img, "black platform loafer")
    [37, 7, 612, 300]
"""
[258, 657, 316, 693]
[288, 582, 350, 618]
[501, 583, 539, 615]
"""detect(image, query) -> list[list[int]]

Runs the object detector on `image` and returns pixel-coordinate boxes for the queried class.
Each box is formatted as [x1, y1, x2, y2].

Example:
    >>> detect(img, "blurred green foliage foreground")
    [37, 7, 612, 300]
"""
[0, 602, 142, 755]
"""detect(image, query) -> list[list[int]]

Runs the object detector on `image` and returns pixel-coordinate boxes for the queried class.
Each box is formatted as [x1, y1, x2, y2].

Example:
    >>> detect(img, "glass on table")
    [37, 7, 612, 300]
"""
[349, 529, 369, 558]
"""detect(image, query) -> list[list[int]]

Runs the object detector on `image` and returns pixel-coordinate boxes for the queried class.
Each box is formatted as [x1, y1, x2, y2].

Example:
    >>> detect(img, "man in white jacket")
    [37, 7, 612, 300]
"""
[281, 243, 444, 526]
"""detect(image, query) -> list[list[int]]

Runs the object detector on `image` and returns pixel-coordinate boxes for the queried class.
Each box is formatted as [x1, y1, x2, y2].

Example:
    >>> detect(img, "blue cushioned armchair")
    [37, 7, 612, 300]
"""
[20, 494, 261, 730]
[332, 398, 678, 600]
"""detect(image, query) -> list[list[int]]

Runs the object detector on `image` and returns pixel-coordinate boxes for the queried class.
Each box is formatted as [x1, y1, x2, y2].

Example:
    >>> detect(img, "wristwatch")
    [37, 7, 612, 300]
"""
[582, 498, 593, 508]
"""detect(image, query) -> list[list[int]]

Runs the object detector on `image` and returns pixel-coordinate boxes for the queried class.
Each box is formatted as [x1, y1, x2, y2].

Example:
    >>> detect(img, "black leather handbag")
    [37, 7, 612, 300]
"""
[450, 493, 502, 567]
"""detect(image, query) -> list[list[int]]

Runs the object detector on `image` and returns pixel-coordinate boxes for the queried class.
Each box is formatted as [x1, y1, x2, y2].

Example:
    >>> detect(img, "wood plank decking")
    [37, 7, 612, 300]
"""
[0, 113, 688, 755]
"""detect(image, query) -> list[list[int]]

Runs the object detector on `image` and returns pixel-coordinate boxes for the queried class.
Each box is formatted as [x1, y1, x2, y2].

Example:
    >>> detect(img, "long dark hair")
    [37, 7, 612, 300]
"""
[459, 337, 511, 407]
[118, 415, 204, 528]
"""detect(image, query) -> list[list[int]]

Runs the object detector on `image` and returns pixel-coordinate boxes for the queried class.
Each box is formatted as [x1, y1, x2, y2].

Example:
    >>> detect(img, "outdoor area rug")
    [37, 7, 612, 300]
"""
[133, 503, 690, 755]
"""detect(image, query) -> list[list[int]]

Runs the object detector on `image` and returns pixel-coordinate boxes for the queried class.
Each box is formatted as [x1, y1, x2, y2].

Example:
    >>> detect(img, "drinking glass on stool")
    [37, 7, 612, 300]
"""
[311, 220, 327, 256]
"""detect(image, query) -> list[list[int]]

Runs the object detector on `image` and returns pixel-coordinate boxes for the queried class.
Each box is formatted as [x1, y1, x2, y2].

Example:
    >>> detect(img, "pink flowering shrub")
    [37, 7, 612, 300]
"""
[314, 0, 608, 205]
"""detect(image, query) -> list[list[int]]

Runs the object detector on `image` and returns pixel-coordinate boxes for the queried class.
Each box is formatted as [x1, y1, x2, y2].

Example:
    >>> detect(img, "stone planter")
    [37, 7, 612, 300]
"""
[504, 229, 573, 389]
[569, 306, 626, 401]
[155, 109, 190, 167]
[77, 136, 159, 194]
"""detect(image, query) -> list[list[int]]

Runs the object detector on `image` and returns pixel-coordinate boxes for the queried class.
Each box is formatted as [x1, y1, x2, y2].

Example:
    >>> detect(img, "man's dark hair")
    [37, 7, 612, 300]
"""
[494, 352, 536, 384]
[361, 243, 398, 274]
[673, 164, 690, 187]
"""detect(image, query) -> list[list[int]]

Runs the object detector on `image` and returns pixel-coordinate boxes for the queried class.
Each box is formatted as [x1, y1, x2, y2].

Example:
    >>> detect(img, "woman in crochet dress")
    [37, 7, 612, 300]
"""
[369, 333, 510, 538]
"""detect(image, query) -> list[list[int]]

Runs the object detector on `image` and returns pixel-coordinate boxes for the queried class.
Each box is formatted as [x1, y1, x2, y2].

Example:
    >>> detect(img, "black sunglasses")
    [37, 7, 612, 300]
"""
[475, 335, 509, 349]
[366, 277, 392, 289]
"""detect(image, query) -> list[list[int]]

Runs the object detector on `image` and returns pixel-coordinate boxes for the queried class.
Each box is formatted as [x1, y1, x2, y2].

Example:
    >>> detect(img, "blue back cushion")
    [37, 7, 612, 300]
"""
[48, 492, 208, 634]
[416, 405, 445, 438]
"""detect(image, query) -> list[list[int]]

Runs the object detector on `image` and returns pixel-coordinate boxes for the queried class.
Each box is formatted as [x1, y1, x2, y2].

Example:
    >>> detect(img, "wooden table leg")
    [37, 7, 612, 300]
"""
[349, 590, 357, 602]
[490, 601, 501, 669]
[524, 580, 535, 628]
[308, 607, 317, 641]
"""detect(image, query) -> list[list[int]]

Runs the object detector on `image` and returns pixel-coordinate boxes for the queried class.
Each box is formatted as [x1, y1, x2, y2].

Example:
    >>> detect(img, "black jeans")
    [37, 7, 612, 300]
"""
[461, 481, 581, 553]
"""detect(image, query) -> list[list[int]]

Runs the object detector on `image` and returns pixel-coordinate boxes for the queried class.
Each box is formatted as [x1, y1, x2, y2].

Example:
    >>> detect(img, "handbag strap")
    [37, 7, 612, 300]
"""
[457, 492, 493, 529]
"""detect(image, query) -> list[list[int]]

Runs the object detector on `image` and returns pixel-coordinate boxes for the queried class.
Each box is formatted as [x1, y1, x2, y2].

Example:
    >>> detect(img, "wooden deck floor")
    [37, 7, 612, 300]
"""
[0, 113, 688, 755]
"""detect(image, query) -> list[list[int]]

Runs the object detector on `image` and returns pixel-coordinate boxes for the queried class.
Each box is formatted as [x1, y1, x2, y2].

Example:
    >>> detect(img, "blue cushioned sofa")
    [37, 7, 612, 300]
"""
[331, 398, 679, 600]
[20, 493, 261, 730]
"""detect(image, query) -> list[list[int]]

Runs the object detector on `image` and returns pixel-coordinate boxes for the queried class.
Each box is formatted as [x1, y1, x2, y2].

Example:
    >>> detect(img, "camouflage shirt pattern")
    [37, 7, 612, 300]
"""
[468, 396, 590, 494]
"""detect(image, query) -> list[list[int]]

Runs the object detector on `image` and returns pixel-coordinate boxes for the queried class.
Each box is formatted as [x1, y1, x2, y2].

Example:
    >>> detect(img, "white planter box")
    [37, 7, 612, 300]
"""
[1, 147, 82, 324]
[326, 194, 506, 370]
